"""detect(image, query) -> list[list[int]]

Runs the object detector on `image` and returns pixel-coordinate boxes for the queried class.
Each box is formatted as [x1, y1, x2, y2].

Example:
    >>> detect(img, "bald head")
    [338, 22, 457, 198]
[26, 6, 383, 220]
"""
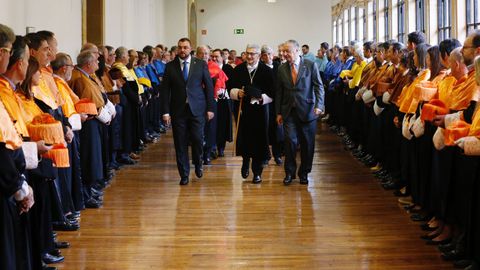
[449, 47, 468, 80]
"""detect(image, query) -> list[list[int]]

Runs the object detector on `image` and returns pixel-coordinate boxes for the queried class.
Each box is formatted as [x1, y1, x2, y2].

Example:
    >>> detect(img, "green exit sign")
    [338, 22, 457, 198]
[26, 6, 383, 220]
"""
[234, 29, 244, 34]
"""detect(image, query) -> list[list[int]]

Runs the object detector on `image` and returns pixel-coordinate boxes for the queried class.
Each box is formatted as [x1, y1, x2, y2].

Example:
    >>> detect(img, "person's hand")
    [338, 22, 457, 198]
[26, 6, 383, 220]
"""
[163, 114, 171, 126]
[276, 115, 283, 125]
[432, 115, 446, 128]
[238, 89, 245, 98]
[65, 127, 74, 144]
[393, 116, 400, 128]
[455, 137, 466, 149]
[80, 113, 89, 122]
[19, 185, 34, 214]
[207, 111, 214, 121]
[36, 140, 53, 154]
[314, 108, 322, 116]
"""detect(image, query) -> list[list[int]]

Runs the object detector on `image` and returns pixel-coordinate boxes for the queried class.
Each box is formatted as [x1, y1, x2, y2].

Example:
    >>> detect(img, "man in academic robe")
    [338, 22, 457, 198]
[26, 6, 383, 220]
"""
[212, 48, 233, 158]
[229, 44, 274, 183]
[51, 52, 86, 214]
[276, 39, 324, 185]
[161, 38, 214, 185]
[69, 51, 109, 209]
[261, 45, 283, 165]
[112, 47, 141, 164]
[0, 23, 37, 270]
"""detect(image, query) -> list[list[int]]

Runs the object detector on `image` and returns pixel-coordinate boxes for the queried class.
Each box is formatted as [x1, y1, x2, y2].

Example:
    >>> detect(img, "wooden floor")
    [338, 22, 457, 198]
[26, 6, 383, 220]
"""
[56, 123, 453, 269]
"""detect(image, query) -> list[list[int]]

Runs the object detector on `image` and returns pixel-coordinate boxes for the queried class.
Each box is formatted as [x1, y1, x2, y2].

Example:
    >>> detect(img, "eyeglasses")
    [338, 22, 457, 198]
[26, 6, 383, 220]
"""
[245, 52, 259, 56]
[463, 45, 477, 50]
[0, 47, 13, 56]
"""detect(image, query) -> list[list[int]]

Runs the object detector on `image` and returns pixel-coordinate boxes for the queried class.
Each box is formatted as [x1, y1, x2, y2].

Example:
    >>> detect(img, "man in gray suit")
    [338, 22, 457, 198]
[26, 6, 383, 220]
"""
[161, 38, 215, 185]
[276, 40, 324, 185]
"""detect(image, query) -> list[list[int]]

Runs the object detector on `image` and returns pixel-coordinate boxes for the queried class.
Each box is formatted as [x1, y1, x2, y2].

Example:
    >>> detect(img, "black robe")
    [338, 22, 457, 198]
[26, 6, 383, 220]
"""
[229, 62, 273, 160]
[120, 80, 141, 153]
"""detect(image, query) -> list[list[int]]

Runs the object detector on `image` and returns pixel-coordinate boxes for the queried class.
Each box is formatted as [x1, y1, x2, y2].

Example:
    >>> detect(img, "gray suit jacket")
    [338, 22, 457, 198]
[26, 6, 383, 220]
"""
[275, 58, 324, 122]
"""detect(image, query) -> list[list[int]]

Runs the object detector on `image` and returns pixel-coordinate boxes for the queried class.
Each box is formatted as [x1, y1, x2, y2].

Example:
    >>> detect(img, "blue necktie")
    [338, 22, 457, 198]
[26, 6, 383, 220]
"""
[183, 60, 188, 81]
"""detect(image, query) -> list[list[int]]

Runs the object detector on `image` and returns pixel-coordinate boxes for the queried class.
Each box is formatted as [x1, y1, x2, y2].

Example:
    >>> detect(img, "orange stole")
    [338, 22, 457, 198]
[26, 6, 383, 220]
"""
[38, 68, 64, 108]
[53, 76, 79, 117]
[0, 100, 23, 150]
[449, 70, 479, 111]
[0, 77, 30, 137]
[445, 120, 471, 145]
[398, 69, 431, 114]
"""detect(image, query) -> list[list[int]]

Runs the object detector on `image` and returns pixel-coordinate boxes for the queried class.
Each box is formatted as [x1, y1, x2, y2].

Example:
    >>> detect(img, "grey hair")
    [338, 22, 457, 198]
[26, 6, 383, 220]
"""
[354, 46, 365, 60]
[196, 45, 210, 53]
[449, 47, 464, 64]
[246, 44, 260, 53]
[285, 40, 300, 49]
[261, 45, 273, 54]
[115, 46, 128, 60]
[0, 24, 15, 47]
[51, 52, 71, 72]
[77, 51, 95, 67]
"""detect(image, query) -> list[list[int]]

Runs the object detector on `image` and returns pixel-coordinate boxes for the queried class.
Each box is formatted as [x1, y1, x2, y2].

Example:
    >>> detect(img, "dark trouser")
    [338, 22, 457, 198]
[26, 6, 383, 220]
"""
[203, 102, 217, 159]
[172, 106, 205, 178]
[242, 156, 263, 176]
[283, 109, 317, 177]
[70, 134, 84, 211]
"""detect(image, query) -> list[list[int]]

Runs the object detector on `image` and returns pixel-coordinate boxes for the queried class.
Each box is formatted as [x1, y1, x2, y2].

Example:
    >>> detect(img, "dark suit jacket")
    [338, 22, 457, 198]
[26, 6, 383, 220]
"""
[161, 56, 214, 117]
[275, 58, 324, 122]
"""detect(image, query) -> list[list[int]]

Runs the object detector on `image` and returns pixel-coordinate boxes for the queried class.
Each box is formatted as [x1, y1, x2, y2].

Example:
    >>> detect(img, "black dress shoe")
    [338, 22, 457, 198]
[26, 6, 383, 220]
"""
[411, 213, 430, 222]
[218, 149, 225, 157]
[283, 174, 293, 185]
[54, 241, 70, 249]
[426, 238, 451, 245]
[179, 177, 189, 185]
[438, 242, 456, 253]
[49, 249, 62, 257]
[420, 232, 440, 240]
[195, 165, 203, 178]
[85, 198, 102, 208]
[441, 249, 466, 261]
[453, 259, 473, 269]
[42, 253, 64, 264]
[420, 223, 438, 231]
[252, 175, 262, 184]
[299, 174, 309, 185]
[203, 158, 211, 165]
[52, 221, 79, 231]
[274, 157, 283, 165]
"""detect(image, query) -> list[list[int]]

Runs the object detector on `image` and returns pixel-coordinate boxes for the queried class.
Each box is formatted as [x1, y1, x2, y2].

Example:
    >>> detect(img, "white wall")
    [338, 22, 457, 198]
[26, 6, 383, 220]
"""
[164, 0, 188, 48]
[0, 0, 82, 59]
[196, 0, 332, 54]
[105, 0, 169, 51]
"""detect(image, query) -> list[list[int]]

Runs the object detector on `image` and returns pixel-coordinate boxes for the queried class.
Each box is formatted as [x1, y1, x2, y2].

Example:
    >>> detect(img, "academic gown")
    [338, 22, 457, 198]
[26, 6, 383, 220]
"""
[216, 64, 234, 151]
[0, 144, 36, 270]
[230, 62, 273, 174]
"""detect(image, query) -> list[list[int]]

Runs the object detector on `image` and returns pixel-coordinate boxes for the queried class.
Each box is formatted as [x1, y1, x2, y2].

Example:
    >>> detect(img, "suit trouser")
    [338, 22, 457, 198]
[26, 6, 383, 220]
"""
[172, 106, 205, 178]
[283, 109, 317, 177]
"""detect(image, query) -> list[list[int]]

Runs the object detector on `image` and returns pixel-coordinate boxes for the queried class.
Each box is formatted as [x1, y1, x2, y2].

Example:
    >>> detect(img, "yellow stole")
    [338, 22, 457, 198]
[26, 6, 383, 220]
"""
[0, 99, 23, 150]
[0, 77, 30, 137]
[53, 75, 79, 117]
[398, 69, 431, 114]
[449, 70, 479, 111]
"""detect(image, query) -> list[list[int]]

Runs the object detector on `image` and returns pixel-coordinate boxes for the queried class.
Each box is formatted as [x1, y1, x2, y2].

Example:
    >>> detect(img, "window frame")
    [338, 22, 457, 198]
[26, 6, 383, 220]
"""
[466, 0, 480, 34]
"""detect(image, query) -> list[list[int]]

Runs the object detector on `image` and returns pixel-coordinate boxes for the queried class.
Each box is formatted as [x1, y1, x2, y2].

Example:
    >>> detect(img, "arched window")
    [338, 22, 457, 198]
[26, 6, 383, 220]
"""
[398, 0, 406, 43]
[438, 0, 451, 42]
[415, 0, 426, 33]
[466, 0, 480, 34]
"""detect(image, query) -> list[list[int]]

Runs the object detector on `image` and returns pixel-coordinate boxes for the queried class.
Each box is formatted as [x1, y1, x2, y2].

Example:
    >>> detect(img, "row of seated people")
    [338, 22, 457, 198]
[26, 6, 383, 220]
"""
[321, 30, 480, 270]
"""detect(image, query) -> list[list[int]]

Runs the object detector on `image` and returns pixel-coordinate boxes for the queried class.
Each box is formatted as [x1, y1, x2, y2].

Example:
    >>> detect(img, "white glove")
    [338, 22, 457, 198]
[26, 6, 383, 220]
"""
[433, 128, 445, 150]
[455, 137, 467, 149]
[402, 115, 413, 140]
[411, 115, 425, 138]
[382, 92, 391, 104]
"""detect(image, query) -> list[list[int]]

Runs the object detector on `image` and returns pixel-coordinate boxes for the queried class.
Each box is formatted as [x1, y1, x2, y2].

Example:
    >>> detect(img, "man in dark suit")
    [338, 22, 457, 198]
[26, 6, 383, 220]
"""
[276, 39, 324, 185]
[161, 38, 215, 185]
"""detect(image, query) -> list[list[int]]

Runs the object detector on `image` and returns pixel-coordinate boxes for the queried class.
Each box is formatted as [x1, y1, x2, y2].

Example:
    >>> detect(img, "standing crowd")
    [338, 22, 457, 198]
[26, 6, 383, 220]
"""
[322, 29, 480, 270]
